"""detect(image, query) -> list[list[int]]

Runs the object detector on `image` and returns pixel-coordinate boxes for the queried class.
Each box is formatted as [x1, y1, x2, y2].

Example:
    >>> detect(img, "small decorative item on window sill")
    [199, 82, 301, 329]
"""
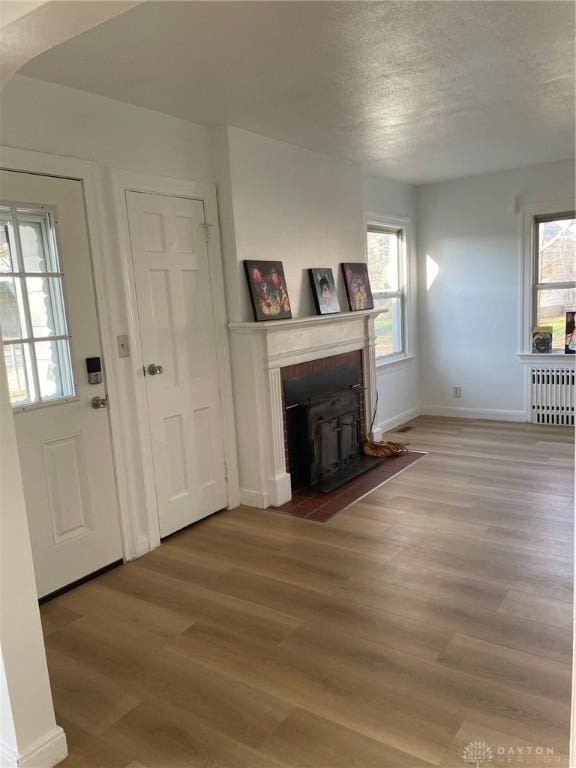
[362, 392, 408, 458]
[565, 311, 576, 354]
[532, 326, 553, 354]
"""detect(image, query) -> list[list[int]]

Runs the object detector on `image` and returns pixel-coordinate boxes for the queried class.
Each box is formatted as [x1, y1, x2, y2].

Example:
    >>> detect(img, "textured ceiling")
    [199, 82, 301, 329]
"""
[21, 1, 575, 183]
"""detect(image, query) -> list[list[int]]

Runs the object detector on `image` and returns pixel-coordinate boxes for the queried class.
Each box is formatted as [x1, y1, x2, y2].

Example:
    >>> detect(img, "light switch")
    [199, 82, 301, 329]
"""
[117, 334, 130, 358]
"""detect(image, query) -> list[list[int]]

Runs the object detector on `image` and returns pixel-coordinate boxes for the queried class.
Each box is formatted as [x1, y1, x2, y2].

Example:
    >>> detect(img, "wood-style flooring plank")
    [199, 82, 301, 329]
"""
[498, 589, 573, 629]
[437, 633, 571, 703]
[261, 708, 437, 768]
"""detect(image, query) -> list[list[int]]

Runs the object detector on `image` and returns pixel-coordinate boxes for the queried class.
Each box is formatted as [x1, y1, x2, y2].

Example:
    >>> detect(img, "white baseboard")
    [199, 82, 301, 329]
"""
[239, 488, 270, 509]
[373, 406, 421, 438]
[1, 726, 67, 768]
[421, 405, 527, 422]
[268, 472, 292, 507]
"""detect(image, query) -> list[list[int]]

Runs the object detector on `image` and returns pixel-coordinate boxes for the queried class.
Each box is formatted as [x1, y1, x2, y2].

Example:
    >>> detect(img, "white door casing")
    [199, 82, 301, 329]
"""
[0, 170, 123, 598]
[126, 191, 228, 537]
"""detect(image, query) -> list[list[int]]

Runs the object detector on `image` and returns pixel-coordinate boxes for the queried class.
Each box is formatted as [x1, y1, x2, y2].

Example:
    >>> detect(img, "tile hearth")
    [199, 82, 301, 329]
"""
[272, 451, 425, 522]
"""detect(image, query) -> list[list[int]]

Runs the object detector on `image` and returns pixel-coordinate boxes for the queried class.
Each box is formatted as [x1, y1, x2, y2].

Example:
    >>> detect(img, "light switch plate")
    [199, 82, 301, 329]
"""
[117, 334, 130, 358]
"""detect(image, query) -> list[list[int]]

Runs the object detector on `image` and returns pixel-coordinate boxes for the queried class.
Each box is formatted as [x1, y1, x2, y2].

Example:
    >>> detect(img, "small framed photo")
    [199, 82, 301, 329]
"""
[341, 262, 374, 311]
[244, 260, 292, 321]
[532, 326, 553, 354]
[566, 311, 576, 354]
[308, 268, 340, 315]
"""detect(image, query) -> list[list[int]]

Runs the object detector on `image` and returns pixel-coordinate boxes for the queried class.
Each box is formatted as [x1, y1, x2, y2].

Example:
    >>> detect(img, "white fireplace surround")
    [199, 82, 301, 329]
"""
[228, 309, 381, 508]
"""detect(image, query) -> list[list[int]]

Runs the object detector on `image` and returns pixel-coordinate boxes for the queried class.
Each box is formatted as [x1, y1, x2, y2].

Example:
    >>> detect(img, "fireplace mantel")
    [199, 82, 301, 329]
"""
[228, 310, 379, 508]
[229, 309, 381, 369]
[229, 308, 382, 332]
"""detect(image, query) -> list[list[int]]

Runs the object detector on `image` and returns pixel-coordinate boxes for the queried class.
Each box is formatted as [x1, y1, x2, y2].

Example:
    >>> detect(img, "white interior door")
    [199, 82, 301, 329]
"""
[0, 170, 123, 598]
[126, 191, 228, 537]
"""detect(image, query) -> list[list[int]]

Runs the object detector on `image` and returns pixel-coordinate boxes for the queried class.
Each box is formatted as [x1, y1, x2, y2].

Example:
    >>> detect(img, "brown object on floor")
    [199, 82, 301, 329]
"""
[274, 451, 424, 521]
[40, 417, 573, 768]
[362, 437, 409, 457]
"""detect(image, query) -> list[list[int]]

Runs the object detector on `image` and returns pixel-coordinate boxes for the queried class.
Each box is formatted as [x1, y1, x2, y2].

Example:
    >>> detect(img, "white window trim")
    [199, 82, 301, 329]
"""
[364, 212, 413, 367]
[518, 199, 576, 359]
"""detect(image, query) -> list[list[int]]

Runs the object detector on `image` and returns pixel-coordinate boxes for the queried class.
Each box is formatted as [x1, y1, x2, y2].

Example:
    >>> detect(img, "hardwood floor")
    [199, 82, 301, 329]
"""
[41, 416, 574, 768]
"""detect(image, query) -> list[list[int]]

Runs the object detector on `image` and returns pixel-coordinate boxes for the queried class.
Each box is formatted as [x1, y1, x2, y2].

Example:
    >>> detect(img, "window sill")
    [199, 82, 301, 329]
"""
[517, 353, 575, 365]
[376, 353, 415, 371]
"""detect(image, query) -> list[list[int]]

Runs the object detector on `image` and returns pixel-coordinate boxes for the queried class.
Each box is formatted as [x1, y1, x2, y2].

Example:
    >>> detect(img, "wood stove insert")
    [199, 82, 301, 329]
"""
[282, 354, 381, 493]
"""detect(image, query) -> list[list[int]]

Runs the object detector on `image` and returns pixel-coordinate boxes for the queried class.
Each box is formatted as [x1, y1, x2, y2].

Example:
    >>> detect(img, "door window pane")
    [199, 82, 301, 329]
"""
[0, 220, 17, 273]
[19, 215, 55, 273]
[0, 204, 74, 407]
[367, 229, 399, 291]
[3, 343, 34, 404]
[34, 339, 72, 400]
[536, 287, 576, 350]
[538, 217, 576, 283]
[0, 276, 27, 340]
[26, 276, 67, 337]
[374, 297, 403, 358]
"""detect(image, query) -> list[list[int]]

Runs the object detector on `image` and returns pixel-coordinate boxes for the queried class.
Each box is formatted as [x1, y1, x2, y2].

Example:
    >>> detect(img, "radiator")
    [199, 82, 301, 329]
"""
[530, 366, 575, 426]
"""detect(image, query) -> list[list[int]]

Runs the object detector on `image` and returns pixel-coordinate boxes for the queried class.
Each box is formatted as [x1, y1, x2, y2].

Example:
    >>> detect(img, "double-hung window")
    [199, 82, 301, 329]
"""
[0, 204, 75, 408]
[533, 213, 576, 351]
[366, 223, 405, 360]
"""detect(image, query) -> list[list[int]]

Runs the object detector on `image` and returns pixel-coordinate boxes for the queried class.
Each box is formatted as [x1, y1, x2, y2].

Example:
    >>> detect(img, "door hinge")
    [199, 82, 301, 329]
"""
[200, 222, 213, 244]
[224, 461, 229, 481]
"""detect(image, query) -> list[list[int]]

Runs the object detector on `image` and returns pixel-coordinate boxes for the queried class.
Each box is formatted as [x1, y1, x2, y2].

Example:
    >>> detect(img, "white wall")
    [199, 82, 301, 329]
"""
[0, 339, 67, 767]
[0, 75, 213, 181]
[215, 126, 365, 322]
[416, 160, 575, 419]
[362, 174, 420, 433]
[212, 127, 420, 434]
[362, 174, 416, 222]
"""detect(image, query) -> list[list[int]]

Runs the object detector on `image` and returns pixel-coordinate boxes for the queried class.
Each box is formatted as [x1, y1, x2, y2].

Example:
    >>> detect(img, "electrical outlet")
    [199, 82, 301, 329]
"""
[117, 334, 130, 358]
[453, 386, 462, 399]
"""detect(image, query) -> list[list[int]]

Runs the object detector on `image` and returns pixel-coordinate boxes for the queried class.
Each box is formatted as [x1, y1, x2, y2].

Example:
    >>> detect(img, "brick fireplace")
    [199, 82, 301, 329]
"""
[228, 309, 380, 508]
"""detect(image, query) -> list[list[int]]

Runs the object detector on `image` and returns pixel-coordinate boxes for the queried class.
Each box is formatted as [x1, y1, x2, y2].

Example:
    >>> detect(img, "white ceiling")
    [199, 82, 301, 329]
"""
[20, 1, 575, 184]
[0, 1, 140, 89]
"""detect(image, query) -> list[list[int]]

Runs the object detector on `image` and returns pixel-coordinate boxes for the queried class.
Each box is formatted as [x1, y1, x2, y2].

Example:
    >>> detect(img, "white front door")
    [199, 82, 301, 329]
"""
[126, 191, 228, 537]
[0, 170, 123, 598]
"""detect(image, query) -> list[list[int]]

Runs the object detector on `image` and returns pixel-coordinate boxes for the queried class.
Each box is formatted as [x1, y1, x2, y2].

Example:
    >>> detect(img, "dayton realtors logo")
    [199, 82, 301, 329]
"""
[462, 741, 560, 766]
[462, 741, 494, 768]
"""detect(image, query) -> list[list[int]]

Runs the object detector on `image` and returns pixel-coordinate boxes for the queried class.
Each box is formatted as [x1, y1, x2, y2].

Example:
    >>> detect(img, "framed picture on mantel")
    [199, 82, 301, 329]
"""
[341, 262, 374, 311]
[308, 267, 341, 315]
[244, 260, 292, 321]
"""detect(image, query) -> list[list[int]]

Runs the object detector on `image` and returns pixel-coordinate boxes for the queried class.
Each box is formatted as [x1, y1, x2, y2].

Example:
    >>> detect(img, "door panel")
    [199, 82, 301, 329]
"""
[0, 171, 123, 598]
[126, 191, 227, 537]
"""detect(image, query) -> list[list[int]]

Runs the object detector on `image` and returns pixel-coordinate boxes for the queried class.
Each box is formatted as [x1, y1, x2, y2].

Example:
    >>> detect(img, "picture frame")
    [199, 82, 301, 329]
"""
[532, 326, 553, 354]
[341, 262, 374, 311]
[565, 311, 576, 354]
[243, 260, 292, 321]
[308, 267, 341, 315]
